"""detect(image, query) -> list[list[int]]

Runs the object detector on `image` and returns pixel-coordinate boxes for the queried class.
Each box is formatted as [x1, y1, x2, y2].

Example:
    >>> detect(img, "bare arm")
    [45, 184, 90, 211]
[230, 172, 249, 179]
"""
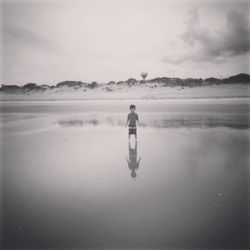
[137, 157, 141, 168]
[125, 157, 130, 166]
[136, 114, 140, 126]
[125, 115, 129, 127]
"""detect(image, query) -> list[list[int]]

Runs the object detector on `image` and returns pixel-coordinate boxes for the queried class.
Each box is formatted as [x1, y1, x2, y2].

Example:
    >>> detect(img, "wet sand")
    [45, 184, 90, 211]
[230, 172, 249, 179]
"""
[0, 99, 249, 250]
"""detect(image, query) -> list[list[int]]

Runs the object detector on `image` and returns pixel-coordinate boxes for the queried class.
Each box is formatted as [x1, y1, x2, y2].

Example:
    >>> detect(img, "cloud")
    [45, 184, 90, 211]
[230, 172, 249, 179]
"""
[163, 9, 250, 64]
[2, 25, 62, 51]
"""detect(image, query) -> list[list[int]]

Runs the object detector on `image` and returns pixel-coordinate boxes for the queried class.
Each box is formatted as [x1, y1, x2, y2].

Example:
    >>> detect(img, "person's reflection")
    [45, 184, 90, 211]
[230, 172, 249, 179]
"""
[126, 142, 141, 178]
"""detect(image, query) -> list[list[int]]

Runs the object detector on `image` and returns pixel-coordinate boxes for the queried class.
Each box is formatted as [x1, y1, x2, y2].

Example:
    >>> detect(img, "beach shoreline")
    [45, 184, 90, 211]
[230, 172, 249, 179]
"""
[0, 84, 249, 101]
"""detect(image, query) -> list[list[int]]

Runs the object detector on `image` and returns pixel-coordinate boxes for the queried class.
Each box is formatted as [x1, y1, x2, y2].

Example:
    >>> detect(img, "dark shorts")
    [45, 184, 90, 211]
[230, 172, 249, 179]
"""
[129, 128, 137, 135]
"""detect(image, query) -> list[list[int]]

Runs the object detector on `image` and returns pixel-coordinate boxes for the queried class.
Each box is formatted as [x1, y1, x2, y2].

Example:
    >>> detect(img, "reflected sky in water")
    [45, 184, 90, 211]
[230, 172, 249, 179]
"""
[1, 99, 249, 130]
[56, 113, 250, 129]
[0, 100, 249, 250]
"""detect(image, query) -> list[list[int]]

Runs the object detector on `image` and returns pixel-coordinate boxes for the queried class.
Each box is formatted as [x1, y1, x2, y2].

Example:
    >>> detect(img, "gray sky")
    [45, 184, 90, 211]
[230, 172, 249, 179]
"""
[1, 0, 250, 84]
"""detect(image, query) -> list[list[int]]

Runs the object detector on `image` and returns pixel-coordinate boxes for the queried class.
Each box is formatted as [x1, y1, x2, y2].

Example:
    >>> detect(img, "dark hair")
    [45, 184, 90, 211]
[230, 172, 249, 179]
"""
[130, 104, 136, 110]
[131, 171, 137, 178]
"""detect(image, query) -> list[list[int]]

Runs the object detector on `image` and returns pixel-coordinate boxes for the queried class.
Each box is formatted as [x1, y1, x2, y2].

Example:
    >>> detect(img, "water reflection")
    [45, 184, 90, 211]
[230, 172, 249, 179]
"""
[58, 118, 99, 127]
[126, 141, 141, 178]
[57, 114, 250, 129]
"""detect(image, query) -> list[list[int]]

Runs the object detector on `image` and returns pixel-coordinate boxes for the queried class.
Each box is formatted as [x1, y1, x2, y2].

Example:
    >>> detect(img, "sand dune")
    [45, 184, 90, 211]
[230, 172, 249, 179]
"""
[0, 84, 249, 101]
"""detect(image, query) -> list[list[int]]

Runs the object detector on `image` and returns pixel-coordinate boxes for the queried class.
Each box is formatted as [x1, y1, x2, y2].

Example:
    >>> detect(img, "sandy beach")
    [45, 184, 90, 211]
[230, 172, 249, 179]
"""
[1, 84, 249, 101]
[2, 0, 250, 248]
[1, 98, 249, 250]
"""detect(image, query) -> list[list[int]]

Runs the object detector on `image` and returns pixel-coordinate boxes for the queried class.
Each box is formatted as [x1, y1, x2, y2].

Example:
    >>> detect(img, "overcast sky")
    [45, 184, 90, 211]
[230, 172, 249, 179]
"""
[1, 0, 250, 84]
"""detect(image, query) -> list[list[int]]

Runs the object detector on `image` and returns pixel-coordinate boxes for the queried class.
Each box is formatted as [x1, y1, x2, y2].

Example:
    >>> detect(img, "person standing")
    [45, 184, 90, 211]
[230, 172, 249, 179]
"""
[125, 104, 139, 141]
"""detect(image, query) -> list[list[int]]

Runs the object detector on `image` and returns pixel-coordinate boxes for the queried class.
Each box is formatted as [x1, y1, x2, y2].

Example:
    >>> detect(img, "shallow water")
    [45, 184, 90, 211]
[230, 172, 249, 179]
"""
[0, 99, 249, 250]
